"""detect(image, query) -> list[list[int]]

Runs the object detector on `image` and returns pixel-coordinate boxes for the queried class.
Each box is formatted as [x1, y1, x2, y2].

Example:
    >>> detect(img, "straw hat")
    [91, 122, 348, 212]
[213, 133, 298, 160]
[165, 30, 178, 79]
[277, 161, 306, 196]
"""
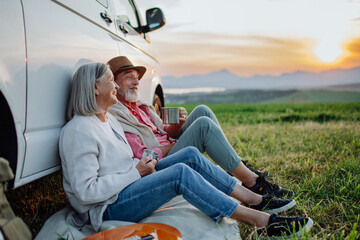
[107, 56, 147, 80]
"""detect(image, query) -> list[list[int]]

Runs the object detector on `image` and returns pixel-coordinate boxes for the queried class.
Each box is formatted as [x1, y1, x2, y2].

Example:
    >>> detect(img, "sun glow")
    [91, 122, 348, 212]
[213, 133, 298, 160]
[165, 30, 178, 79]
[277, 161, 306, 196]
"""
[315, 40, 343, 63]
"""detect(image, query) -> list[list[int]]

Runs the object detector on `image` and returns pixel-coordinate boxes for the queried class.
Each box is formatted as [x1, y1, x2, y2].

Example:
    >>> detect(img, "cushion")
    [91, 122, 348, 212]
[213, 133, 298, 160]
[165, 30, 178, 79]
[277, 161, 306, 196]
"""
[35, 196, 241, 240]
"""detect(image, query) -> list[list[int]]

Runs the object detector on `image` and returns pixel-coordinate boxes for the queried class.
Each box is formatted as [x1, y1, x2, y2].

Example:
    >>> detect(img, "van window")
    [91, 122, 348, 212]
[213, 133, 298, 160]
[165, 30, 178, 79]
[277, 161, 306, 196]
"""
[113, 0, 139, 29]
[96, 0, 108, 8]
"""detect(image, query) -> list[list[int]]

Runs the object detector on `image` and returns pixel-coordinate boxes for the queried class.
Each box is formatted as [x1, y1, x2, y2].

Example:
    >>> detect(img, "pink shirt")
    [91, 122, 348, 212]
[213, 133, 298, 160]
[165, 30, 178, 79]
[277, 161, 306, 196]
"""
[120, 100, 176, 160]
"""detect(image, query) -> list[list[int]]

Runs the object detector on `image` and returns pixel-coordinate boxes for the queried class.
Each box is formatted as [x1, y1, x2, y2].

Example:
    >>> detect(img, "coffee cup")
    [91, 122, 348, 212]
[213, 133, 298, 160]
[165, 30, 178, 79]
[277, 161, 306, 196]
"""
[142, 149, 159, 161]
[161, 107, 180, 124]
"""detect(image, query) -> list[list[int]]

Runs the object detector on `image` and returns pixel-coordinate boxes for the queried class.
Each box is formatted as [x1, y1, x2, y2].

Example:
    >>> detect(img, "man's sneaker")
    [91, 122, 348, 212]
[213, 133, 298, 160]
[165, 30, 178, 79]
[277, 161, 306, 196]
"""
[258, 214, 314, 239]
[244, 174, 294, 198]
[249, 196, 296, 214]
[243, 160, 269, 178]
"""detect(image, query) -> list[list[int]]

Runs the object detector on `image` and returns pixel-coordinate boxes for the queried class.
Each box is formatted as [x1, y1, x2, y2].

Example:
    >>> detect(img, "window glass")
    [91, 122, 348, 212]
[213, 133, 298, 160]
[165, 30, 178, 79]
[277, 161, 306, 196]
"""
[96, 0, 108, 8]
[113, 0, 139, 29]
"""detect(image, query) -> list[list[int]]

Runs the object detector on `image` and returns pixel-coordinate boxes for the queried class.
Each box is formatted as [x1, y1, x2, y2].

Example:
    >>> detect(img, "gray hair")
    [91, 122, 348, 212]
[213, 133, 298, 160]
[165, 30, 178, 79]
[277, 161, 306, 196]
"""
[66, 62, 109, 120]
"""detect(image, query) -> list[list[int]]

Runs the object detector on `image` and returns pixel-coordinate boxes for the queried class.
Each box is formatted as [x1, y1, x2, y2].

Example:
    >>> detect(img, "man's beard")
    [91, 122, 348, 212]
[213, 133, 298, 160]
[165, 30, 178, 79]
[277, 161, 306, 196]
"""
[118, 86, 139, 102]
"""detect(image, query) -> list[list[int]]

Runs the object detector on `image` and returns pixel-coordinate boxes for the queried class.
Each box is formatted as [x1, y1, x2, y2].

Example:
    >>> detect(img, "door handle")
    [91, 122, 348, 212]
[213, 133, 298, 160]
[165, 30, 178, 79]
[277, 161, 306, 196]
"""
[119, 23, 129, 34]
[100, 11, 113, 23]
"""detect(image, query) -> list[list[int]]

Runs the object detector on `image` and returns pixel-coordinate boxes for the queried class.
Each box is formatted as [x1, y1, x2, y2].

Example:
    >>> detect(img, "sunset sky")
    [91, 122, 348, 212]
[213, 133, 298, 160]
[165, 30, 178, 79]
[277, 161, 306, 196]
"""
[137, 0, 360, 77]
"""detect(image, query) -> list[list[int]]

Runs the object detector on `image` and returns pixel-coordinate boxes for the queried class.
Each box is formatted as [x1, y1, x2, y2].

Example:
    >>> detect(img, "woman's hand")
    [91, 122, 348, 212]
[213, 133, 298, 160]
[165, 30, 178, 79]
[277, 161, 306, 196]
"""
[136, 156, 157, 177]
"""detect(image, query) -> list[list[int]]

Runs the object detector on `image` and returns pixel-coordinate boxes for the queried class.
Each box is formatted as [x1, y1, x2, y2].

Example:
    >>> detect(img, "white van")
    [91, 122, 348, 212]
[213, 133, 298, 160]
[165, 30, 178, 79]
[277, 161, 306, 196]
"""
[0, 0, 166, 188]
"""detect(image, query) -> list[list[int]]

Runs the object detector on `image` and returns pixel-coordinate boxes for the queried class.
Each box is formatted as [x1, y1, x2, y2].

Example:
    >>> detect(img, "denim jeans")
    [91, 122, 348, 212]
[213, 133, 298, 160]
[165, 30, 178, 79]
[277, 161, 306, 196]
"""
[168, 105, 242, 173]
[103, 147, 238, 223]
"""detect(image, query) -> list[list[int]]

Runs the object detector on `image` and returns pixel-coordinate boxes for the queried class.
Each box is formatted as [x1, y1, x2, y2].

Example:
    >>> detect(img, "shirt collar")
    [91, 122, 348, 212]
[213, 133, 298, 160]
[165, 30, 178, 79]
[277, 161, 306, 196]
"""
[119, 99, 137, 110]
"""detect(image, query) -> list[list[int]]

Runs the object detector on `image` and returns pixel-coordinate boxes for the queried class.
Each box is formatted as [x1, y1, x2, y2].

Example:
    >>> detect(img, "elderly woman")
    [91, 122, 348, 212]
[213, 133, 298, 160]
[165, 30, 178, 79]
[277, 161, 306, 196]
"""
[59, 62, 313, 238]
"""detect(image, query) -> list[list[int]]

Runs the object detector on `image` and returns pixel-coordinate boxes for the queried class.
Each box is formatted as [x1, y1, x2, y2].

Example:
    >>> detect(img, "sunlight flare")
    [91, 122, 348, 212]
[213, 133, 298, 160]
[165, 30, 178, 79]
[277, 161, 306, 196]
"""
[315, 41, 343, 63]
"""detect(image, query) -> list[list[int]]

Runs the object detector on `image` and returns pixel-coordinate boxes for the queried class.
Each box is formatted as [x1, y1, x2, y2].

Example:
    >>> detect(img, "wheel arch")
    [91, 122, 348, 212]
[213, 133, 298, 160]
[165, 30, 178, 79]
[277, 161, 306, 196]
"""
[154, 84, 164, 107]
[0, 91, 18, 187]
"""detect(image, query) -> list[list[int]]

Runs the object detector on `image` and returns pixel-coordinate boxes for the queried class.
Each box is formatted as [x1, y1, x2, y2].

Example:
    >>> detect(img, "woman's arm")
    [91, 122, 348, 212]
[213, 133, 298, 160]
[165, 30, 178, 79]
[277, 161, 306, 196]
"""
[61, 131, 141, 205]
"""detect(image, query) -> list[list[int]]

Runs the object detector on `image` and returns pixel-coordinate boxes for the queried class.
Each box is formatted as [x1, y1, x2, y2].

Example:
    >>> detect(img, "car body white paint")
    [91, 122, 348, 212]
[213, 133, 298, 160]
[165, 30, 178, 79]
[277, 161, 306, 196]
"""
[0, 0, 165, 188]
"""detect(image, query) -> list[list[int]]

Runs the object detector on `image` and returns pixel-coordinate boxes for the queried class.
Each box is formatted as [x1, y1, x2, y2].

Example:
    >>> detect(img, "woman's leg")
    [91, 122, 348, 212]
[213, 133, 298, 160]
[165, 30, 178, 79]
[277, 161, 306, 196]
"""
[104, 161, 270, 227]
[158, 147, 260, 205]
[104, 163, 236, 223]
[157, 147, 236, 196]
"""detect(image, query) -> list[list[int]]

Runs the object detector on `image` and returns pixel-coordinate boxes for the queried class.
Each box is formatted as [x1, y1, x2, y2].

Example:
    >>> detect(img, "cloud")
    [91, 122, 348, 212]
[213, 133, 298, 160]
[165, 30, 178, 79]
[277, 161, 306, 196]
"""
[341, 37, 360, 67]
[152, 31, 314, 76]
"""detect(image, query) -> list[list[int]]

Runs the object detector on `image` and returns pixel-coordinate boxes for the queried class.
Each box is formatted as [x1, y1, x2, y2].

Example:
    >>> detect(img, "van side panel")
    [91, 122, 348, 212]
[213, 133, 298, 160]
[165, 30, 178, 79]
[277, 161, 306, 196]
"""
[20, 0, 120, 184]
[1, 0, 164, 188]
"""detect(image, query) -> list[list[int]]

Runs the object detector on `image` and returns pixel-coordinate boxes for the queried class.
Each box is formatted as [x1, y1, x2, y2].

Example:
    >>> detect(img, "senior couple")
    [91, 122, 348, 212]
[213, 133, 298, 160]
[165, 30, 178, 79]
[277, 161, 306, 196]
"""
[59, 57, 314, 238]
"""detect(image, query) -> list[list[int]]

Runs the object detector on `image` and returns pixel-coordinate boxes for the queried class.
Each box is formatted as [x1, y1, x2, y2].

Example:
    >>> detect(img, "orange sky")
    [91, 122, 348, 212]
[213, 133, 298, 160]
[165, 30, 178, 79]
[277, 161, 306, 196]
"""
[137, 0, 360, 77]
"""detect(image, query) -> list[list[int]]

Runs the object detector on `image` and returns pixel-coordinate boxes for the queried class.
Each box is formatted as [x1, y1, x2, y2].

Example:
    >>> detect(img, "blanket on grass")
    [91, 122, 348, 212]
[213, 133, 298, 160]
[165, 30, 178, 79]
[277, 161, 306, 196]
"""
[35, 196, 241, 240]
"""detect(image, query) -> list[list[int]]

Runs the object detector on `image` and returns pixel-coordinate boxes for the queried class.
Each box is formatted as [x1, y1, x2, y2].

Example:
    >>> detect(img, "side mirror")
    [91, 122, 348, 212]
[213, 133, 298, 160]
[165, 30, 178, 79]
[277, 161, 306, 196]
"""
[143, 8, 166, 33]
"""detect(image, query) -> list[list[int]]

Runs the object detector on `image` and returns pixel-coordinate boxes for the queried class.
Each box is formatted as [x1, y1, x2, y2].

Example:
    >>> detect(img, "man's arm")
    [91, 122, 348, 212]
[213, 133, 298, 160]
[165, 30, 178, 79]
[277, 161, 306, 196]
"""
[125, 132, 163, 159]
[124, 132, 175, 159]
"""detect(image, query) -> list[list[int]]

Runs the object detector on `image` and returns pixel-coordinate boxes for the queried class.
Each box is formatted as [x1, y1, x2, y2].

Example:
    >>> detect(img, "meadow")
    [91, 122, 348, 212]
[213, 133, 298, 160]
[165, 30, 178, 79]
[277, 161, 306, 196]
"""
[165, 89, 360, 104]
[6, 103, 360, 239]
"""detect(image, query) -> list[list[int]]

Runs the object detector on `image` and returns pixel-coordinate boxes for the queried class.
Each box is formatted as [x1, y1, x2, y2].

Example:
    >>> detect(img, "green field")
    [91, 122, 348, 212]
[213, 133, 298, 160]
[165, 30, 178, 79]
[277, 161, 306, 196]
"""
[6, 103, 360, 239]
[266, 90, 360, 103]
[165, 89, 360, 104]
[171, 103, 360, 239]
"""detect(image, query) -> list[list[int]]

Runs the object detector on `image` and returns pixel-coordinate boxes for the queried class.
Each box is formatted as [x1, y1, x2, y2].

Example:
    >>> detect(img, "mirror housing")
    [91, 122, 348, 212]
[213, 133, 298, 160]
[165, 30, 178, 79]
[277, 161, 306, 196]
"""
[142, 8, 166, 33]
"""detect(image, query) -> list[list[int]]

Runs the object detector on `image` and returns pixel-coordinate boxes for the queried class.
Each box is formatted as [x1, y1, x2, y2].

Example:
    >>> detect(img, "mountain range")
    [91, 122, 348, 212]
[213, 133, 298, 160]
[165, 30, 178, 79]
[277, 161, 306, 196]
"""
[162, 67, 360, 91]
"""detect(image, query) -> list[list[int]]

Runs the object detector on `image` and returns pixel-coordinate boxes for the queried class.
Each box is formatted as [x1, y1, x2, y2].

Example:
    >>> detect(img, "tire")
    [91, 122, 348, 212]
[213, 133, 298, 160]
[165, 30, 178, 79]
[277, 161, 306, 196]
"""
[153, 93, 163, 118]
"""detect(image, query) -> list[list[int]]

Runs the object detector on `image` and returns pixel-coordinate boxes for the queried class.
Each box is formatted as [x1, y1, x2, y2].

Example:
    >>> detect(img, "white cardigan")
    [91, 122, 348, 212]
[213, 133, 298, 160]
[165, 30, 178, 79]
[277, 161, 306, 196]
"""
[59, 113, 141, 231]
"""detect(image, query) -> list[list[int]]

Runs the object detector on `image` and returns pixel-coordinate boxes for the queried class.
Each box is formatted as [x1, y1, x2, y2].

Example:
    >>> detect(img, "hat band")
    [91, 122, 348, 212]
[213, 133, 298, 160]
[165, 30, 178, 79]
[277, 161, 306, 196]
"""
[119, 64, 134, 69]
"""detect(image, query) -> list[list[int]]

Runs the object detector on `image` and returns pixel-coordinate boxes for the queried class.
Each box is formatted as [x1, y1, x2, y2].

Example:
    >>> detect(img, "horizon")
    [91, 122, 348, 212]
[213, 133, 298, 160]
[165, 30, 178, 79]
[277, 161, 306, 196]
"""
[161, 65, 360, 79]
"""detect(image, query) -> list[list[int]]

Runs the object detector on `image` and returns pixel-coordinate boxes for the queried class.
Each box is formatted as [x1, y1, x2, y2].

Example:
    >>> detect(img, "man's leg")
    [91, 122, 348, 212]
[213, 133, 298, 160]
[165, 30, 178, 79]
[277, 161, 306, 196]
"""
[177, 105, 220, 138]
[169, 116, 246, 177]
[158, 147, 296, 213]
[168, 118, 293, 197]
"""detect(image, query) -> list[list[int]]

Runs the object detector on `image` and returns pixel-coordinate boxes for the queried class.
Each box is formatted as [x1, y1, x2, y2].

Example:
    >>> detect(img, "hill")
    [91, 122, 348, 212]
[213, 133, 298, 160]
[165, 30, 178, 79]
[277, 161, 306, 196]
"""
[162, 67, 360, 90]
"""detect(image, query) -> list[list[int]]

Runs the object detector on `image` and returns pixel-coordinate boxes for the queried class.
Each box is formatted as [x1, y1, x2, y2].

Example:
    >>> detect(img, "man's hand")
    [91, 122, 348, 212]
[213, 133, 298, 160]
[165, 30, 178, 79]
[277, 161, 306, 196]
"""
[159, 142, 176, 157]
[178, 107, 188, 123]
[136, 156, 157, 177]
[164, 107, 187, 138]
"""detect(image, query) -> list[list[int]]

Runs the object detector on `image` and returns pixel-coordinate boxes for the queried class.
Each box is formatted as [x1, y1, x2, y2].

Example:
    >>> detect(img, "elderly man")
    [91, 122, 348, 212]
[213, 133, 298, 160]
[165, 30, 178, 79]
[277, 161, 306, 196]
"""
[108, 56, 293, 198]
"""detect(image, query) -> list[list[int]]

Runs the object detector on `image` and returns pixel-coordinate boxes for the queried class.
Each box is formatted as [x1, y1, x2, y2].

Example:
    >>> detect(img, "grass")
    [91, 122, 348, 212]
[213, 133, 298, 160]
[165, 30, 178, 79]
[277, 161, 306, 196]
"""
[265, 90, 360, 103]
[6, 103, 360, 239]
[5, 171, 68, 236]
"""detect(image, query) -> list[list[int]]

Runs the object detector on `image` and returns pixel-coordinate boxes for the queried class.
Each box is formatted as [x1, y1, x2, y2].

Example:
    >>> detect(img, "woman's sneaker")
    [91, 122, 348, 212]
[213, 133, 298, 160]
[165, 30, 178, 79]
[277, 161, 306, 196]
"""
[258, 214, 314, 239]
[249, 196, 296, 214]
[245, 174, 294, 198]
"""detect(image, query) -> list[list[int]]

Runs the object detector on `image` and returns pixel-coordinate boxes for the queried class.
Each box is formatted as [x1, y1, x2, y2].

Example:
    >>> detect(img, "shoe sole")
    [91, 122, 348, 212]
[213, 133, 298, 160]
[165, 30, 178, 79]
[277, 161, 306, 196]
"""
[266, 200, 296, 214]
[259, 218, 314, 239]
[292, 218, 314, 238]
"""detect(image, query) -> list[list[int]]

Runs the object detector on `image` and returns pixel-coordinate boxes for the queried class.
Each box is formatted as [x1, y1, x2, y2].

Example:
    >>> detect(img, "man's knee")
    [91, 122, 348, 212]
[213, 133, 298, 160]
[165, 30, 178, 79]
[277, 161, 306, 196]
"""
[194, 116, 215, 129]
[193, 105, 213, 116]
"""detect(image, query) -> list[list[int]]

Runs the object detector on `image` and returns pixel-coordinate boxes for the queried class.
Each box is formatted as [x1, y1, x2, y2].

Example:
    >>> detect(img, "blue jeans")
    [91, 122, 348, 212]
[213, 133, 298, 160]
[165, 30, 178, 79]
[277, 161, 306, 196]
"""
[168, 105, 241, 173]
[103, 147, 238, 223]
